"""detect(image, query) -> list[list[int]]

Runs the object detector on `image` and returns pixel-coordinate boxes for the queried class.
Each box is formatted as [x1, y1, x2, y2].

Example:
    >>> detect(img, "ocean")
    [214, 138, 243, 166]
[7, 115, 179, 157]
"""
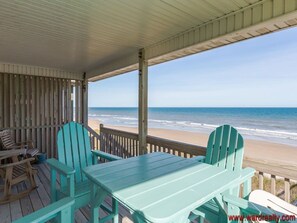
[88, 107, 297, 146]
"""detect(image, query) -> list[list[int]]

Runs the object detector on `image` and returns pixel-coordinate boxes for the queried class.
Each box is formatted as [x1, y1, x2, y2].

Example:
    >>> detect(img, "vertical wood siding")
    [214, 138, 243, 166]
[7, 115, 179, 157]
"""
[0, 73, 84, 158]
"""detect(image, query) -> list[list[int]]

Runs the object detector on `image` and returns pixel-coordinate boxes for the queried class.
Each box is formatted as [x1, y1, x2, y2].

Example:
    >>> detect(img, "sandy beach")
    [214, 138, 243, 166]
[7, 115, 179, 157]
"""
[89, 119, 297, 165]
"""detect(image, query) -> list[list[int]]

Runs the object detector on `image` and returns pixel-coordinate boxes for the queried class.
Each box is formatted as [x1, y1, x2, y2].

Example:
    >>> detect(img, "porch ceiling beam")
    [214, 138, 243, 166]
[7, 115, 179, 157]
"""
[0, 63, 83, 80]
[87, 0, 297, 81]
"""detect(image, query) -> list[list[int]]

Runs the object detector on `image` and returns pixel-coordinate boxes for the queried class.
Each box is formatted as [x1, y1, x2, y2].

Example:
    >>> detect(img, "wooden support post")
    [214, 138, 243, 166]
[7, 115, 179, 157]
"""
[75, 81, 80, 123]
[82, 72, 88, 126]
[138, 49, 148, 155]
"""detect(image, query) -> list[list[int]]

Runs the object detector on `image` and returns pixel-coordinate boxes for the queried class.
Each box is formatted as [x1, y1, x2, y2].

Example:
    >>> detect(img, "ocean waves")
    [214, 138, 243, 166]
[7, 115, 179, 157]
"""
[88, 112, 297, 146]
[88, 107, 297, 146]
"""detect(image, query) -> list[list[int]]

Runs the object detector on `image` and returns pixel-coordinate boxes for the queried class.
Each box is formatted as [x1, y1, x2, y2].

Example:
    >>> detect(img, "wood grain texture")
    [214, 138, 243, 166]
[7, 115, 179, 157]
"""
[0, 73, 83, 158]
[84, 152, 253, 223]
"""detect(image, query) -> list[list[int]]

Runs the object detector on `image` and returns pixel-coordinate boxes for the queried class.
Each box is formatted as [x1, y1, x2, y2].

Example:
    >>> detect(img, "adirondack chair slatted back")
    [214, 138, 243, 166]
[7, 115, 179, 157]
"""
[57, 122, 93, 184]
[205, 125, 244, 172]
[0, 130, 16, 149]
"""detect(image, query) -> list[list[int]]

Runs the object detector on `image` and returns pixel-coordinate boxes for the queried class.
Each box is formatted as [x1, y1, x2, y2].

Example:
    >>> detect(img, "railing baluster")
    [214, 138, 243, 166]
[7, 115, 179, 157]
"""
[284, 178, 290, 202]
[132, 139, 135, 157]
[128, 138, 131, 156]
[259, 172, 264, 190]
[116, 135, 120, 157]
[271, 175, 276, 195]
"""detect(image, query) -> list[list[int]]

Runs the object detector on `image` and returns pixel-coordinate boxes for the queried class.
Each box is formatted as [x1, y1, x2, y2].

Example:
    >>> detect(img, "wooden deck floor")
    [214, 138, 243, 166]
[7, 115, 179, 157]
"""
[0, 163, 133, 223]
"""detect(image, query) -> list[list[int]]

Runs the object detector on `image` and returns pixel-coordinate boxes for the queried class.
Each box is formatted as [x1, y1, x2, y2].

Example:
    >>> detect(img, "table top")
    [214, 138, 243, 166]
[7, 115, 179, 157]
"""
[84, 152, 251, 223]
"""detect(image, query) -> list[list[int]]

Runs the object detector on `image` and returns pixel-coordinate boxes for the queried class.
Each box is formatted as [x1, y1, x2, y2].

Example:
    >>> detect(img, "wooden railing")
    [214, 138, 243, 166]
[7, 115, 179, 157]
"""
[99, 125, 140, 157]
[86, 125, 101, 151]
[147, 135, 206, 158]
[99, 125, 297, 203]
[99, 125, 206, 158]
[244, 158, 297, 203]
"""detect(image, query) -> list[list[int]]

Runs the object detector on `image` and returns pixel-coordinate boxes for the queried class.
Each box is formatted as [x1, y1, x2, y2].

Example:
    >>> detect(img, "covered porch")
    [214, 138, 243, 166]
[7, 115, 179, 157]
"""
[1, 0, 297, 222]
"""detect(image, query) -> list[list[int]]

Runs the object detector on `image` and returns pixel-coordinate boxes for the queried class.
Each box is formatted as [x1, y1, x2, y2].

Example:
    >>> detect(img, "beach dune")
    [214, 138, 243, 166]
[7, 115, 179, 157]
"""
[88, 119, 297, 165]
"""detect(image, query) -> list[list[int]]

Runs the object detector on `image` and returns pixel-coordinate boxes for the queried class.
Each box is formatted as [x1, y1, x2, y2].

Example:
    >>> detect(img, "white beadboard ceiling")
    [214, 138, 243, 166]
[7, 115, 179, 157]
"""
[0, 0, 297, 81]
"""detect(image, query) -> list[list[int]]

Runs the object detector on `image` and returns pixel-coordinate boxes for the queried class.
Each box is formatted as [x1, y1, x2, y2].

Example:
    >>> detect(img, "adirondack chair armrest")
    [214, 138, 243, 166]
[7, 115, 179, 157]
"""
[223, 194, 260, 215]
[223, 194, 275, 216]
[7, 145, 24, 149]
[240, 167, 255, 197]
[223, 167, 255, 198]
[0, 157, 35, 168]
[190, 155, 205, 162]
[239, 167, 255, 181]
[0, 155, 14, 161]
[47, 158, 75, 176]
[12, 197, 75, 223]
[92, 150, 122, 162]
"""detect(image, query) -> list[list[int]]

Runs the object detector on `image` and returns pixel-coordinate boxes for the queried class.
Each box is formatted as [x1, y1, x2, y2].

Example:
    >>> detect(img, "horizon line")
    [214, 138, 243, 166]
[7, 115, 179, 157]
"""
[87, 106, 297, 108]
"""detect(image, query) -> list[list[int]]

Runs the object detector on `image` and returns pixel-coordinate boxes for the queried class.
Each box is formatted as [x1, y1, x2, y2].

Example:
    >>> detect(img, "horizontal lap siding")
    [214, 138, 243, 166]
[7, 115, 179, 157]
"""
[0, 73, 83, 158]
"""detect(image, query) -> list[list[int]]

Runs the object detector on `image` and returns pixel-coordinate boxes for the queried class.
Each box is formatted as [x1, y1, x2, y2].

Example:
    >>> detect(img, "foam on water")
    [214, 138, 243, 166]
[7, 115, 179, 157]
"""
[89, 107, 297, 146]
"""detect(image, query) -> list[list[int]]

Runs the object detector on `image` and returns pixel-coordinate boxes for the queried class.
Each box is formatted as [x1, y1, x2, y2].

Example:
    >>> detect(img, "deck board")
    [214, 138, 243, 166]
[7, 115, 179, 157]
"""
[0, 163, 133, 223]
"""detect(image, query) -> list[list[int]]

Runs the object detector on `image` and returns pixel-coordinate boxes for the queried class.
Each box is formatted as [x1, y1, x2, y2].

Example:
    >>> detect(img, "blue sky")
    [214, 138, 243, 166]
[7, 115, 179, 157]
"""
[89, 27, 297, 107]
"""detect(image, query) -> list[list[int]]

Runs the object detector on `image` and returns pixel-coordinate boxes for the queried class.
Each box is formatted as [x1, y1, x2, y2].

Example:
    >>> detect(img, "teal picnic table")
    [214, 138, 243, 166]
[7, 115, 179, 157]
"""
[83, 152, 254, 223]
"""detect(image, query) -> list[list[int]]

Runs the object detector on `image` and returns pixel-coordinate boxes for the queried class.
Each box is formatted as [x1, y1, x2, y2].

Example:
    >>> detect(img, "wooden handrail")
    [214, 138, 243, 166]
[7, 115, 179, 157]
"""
[85, 125, 100, 137]
[100, 125, 138, 140]
[147, 135, 206, 156]
[243, 157, 297, 181]
[86, 125, 101, 150]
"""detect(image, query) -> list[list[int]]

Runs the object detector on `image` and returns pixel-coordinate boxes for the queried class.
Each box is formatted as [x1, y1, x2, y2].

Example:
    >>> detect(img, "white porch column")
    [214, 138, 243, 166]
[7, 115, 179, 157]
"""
[82, 72, 89, 126]
[138, 49, 148, 155]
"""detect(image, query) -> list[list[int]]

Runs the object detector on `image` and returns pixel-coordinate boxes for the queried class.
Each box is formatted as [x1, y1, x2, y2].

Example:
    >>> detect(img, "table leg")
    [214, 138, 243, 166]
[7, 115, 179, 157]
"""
[226, 203, 241, 223]
[90, 184, 108, 223]
[217, 193, 240, 223]
[214, 195, 228, 223]
[112, 197, 119, 223]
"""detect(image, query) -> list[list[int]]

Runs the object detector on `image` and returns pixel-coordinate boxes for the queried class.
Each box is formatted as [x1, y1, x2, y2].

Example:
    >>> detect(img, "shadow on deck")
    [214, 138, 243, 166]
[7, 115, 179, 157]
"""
[0, 163, 133, 223]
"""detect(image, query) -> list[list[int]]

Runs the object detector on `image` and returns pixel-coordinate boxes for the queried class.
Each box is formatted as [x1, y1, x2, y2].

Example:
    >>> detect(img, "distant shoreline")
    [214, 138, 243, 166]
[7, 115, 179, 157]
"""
[88, 107, 297, 147]
[89, 118, 297, 165]
[88, 107, 297, 108]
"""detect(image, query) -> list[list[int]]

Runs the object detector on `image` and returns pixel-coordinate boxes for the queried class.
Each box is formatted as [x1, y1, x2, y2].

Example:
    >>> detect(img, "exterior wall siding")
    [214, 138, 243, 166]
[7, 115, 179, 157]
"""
[0, 73, 84, 158]
[0, 63, 83, 80]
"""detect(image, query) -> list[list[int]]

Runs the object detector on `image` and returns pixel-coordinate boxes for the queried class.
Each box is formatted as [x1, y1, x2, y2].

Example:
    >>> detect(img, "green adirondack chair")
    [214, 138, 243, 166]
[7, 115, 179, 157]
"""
[189, 125, 249, 223]
[47, 122, 122, 223]
[13, 197, 74, 223]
